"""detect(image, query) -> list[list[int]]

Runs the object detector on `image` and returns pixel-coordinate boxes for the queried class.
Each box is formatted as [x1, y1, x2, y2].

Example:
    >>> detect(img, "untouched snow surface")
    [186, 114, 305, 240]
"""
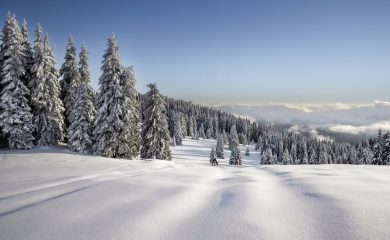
[0, 138, 390, 240]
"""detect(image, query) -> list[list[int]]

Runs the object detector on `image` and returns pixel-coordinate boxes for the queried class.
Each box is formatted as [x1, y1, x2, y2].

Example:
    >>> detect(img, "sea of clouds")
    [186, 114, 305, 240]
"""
[219, 100, 390, 143]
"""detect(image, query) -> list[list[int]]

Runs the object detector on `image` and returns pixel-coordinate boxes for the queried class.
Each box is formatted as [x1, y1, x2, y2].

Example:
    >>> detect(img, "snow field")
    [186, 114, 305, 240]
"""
[0, 138, 390, 239]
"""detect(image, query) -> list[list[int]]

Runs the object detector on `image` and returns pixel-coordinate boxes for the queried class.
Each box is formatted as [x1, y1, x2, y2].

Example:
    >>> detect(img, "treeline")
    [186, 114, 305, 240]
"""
[254, 128, 389, 165]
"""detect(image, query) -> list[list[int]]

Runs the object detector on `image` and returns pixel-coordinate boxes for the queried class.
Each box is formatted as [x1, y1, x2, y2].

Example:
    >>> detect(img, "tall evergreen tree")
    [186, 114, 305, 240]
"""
[67, 44, 95, 153]
[60, 36, 80, 128]
[78, 44, 95, 125]
[20, 18, 33, 89]
[30, 26, 64, 145]
[116, 66, 140, 158]
[93, 35, 139, 158]
[141, 83, 171, 160]
[0, 14, 34, 149]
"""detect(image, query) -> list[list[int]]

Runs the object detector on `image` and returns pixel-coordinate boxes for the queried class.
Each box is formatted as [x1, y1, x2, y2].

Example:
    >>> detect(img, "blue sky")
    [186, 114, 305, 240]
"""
[2, 0, 390, 105]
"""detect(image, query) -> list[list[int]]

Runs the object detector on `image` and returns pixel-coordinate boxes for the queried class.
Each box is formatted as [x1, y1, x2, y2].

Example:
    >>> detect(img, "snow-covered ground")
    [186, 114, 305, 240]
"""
[0, 138, 390, 240]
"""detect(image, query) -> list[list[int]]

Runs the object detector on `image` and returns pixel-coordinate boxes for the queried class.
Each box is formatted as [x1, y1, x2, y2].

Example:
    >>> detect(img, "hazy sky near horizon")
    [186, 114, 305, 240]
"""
[2, 0, 390, 105]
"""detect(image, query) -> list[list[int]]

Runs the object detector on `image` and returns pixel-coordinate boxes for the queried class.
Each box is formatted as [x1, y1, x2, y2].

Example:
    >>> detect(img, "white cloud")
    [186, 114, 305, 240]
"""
[328, 121, 390, 135]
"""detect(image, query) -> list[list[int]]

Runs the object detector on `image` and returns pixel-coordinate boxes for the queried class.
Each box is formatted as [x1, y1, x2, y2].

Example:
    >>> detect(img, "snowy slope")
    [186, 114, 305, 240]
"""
[0, 139, 389, 240]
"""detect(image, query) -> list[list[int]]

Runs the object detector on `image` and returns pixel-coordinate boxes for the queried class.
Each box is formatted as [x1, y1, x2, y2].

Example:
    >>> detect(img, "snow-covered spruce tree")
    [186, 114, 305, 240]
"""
[172, 112, 183, 145]
[245, 147, 250, 156]
[382, 132, 390, 164]
[191, 116, 198, 140]
[141, 83, 171, 160]
[209, 147, 217, 164]
[255, 135, 261, 151]
[229, 145, 241, 165]
[239, 133, 247, 145]
[66, 44, 95, 153]
[180, 115, 187, 137]
[290, 141, 298, 164]
[222, 129, 228, 145]
[186, 116, 194, 138]
[357, 139, 373, 164]
[282, 148, 292, 165]
[93, 35, 140, 158]
[0, 14, 34, 149]
[261, 147, 274, 165]
[372, 129, 385, 165]
[198, 122, 205, 139]
[277, 139, 283, 162]
[59, 36, 80, 129]
[318, 142, 329, 164]
[308, 147, 317, 164]
[347, 145, 357, 164]
[116, 66, 141, 158]
[30, 26, 64, 146]
[20, 18, 33, 89]
[216, 132, 224, 159]
[78, 44, 95, 125]
[228, 124, 239, 151]
[298, 139, 308, 164]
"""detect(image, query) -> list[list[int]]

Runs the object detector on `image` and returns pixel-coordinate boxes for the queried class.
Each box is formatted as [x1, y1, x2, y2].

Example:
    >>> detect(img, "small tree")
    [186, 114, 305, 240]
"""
[210, 147, 217, 165]
[216, 133, 224, 159]
[245, 147, 250, 156]
[229, 124, 239, 151]
[229, 146, 241, 165]
[222, 129, 228, 144]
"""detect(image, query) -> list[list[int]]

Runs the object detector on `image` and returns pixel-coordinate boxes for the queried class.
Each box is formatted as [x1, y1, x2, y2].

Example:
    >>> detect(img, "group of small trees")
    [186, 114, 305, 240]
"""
[0, 14, 171, 160]
[209, 124, 242, 166]
[256, 128, 390, 165]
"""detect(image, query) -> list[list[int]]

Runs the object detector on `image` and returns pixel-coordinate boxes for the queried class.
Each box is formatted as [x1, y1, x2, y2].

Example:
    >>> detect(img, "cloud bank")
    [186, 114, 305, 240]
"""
[218, 100, 390, 143]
